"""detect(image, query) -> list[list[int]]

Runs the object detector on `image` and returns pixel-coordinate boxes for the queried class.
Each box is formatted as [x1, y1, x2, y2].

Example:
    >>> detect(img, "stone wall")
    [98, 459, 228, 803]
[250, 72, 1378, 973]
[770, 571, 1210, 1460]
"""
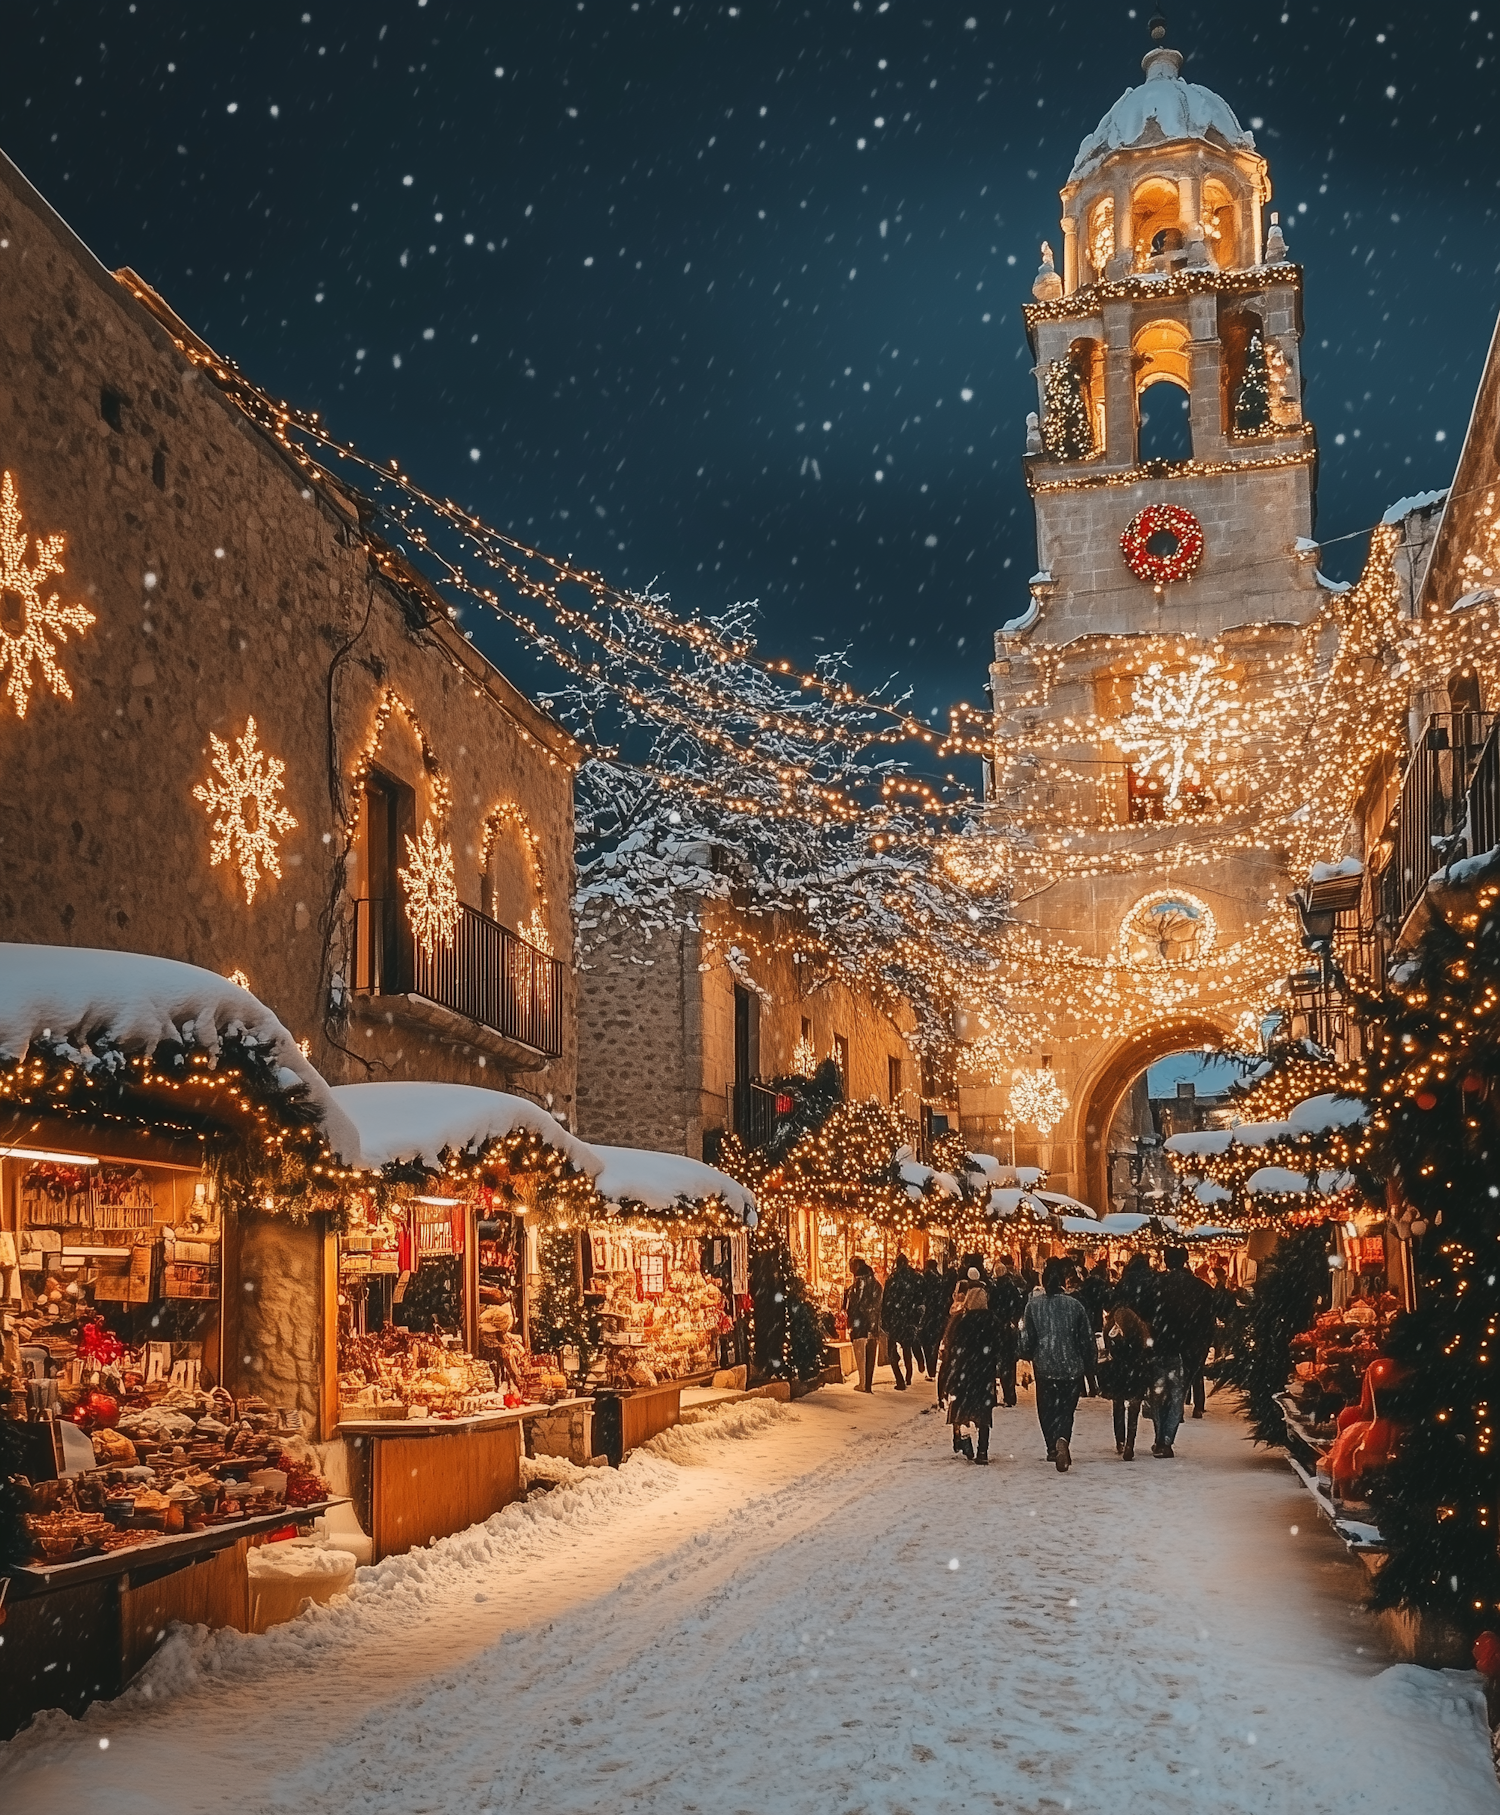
[0, 151, 576, 1117]
[575, 922, 695, 1151]
[226, 1210, 324, 1433]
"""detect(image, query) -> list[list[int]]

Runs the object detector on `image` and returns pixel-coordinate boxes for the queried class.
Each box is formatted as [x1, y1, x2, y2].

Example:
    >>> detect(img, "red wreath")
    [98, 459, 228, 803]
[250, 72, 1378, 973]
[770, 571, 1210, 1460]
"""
[1120, 504, 1205, 585]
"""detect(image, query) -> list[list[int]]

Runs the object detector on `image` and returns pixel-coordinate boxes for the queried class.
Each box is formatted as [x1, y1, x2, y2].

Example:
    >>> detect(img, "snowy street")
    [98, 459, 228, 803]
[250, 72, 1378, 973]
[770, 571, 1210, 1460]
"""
[4, 1386, 1497, 1815]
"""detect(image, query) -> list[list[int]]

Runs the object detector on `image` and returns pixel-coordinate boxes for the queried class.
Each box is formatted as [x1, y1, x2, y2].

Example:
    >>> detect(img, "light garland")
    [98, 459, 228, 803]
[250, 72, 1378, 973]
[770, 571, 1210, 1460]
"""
[0, 469, 96, 719]
[479, 800, 554, 954]
[1029, 442, 1315, 495]
[1113, 654, 1240, 807]
[1023, 259, 1304, 325]
[193, 716, 297, 904]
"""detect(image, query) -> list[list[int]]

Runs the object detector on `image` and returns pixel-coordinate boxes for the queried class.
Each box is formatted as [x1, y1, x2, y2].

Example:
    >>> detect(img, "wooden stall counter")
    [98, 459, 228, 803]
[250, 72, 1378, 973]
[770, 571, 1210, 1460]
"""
[338, 1402, 588, 1561]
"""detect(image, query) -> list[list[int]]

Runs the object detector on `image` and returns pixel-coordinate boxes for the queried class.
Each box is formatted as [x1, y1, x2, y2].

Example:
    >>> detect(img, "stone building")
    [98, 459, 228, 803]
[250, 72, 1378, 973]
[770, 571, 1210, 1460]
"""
[967, 28, 1332, 1208]
[0, 149, 578, 1115]
[576, 895, 919, 1165]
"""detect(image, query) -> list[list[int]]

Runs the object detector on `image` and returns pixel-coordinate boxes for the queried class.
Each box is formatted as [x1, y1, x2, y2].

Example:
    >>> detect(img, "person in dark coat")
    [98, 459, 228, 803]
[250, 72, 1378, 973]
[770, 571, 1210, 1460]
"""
[987, 1256, 1026, 1408]
[1150, 1246, 1215, 1448]
[937, 1286, 998, 1462]
[880, 1251, 923, 1390]
[1111, 1250, 1159, 1324]
[844, 1257, 883, 1394]
[1103, 1302, 1154, 1460]
[1019, 1258, 1097, 1472]
[1078, 1260, 1112, 1397]
[916, 1258, 947, 1381]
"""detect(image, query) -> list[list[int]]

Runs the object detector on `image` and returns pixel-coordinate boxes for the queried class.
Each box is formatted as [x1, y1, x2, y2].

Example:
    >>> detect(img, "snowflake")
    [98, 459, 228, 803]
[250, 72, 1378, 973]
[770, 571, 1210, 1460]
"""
[1008, 1068, 1069, 1137]
[1114, 655, 1242, 807]
[193, 716, 297, 904]
[0, 469, 96, 719]
[400, 819, 461, 958]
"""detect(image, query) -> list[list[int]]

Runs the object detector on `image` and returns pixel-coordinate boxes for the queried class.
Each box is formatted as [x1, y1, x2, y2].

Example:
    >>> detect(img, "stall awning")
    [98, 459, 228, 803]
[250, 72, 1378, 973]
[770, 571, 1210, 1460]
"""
[592, 1144, 757, 1226]
[330, 1081, 601, 1177]
[0, 943, 357, 1160]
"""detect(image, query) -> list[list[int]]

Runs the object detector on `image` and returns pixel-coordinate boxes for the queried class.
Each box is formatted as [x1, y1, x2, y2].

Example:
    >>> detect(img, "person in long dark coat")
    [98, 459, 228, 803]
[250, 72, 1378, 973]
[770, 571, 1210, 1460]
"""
[987, 1257, 1026, 1408]
[1103, 1302, 1154, 1460]
[937, 1287, 998, 1463]
[880, 1250, 923, 1390]
[915, 1258, 947, 1381]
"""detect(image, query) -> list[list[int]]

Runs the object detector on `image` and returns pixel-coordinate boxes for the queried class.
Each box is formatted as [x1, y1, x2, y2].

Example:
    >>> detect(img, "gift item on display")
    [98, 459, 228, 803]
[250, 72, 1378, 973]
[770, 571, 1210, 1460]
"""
[587, 1224, 734, 1388]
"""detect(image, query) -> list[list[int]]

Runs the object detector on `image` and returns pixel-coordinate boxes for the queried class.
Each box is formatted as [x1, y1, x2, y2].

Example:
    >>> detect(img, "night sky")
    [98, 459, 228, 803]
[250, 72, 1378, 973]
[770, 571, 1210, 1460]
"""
[4, 2, 1498, 715]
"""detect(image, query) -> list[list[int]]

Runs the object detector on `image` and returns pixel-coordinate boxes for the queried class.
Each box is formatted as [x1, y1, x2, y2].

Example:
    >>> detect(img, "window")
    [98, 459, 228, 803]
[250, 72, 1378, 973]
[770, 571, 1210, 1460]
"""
[100, 387, 124, 432]
[833, 1034, 849, 1089]
[888, 1055, 903, 1105]
[734, 984, 760, 1086]
[355, 769, 415, 991]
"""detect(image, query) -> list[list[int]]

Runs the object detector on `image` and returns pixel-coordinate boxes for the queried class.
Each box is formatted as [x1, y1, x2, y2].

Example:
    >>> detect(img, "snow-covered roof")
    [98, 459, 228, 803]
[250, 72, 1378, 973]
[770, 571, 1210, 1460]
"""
[0, 944, 358, 1160]
[1164, 1128, 1233, 1157]
[1246, 1166, 1312, 1197]
[1380, 488, 1447, 525]
[1194, 1180, 1233, 1207]
[897, 1157, 962, 1200]
[330, 1081, 601, 1177]
[593, 1144, 757, 1225]
[1231, 1119, 1296, 1149]
[1286, 1093, 1368, 1134]
[1070, 50, 1254, 183]
[988, 1186, 1051, 1220]
[989, 1164, 1047, 1188]
[1035, 1189, 1099, 1220]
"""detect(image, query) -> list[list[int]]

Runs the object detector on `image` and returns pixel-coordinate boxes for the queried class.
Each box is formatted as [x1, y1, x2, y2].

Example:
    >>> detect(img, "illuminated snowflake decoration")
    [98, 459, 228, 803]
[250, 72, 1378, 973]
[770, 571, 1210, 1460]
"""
[1008, 1068, 1070, 1137]
[0, 470, 96, 719]
[1114, 655, 1243, 808]
[791, 1035, 818, 1078]
[193, 717, 297, 904]
[400, 819, 461, 959]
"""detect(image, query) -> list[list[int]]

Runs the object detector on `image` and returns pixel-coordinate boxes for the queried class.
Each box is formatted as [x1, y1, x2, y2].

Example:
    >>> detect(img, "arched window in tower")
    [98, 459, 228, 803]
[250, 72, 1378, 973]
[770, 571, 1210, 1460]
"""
[1087, 196, 1115, 282]
[1130, 177, 1182, 270]
[1133, 318, 1193, 463]
[1042, 338, 1103, 462]
[1200, 178, 1238, 268]
[1221, 309, 1272, 436]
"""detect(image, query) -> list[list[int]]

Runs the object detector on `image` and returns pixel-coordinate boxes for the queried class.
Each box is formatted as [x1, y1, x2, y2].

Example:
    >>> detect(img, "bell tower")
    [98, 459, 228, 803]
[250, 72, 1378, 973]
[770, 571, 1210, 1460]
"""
[1014, 13, 1317, 641]
[968, 20, 1324, 1210]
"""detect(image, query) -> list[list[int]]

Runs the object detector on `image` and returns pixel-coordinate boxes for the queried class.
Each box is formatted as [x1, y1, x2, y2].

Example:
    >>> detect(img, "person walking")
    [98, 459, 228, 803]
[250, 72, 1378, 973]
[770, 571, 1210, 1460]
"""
[1078, 1259, 1112, 1398]
[916, 1258, 947, 1381]
[937, 1285, 998, 1463]
[880, 1251, 922, 1390]
[844, 1257, 883, 1394]
[1102, 1301, 1154, 1460]
[1019, 1258, 1097, 1471]
[987, 1255, 1026, 1409]
[1150, 1246, 1214, 1449]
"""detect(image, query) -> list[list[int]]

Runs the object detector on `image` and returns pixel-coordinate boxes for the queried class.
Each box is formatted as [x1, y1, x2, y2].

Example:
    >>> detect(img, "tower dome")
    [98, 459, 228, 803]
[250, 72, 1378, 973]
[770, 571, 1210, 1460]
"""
[1070, 46, 1254, 184]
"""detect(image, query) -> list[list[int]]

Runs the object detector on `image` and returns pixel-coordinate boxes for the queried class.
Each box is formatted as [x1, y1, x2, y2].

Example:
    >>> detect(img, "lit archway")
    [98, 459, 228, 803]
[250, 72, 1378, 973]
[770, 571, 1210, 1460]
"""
[1076, 1016, 1233, 1214]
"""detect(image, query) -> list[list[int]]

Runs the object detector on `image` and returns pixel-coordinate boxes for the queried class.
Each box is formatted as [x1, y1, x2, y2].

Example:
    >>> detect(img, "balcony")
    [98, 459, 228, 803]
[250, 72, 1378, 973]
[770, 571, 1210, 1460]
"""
[728, 1079, 780, 1150]
[351, 896, 563, 1068]
[1376, 713, 1495, 937]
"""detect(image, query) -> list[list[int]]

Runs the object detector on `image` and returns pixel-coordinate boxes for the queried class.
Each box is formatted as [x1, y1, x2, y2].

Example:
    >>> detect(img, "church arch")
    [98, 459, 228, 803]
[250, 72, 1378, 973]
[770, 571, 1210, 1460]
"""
[1075, 1016, 1233, 1214]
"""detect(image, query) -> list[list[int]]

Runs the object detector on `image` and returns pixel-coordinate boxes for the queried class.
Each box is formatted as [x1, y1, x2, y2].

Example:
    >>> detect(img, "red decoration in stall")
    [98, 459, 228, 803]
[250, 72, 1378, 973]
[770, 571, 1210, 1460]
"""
[1475, 1632, 1500, 1678]
[1414, 1089, 1439, 1111]
[1119, 503, 1205, 586]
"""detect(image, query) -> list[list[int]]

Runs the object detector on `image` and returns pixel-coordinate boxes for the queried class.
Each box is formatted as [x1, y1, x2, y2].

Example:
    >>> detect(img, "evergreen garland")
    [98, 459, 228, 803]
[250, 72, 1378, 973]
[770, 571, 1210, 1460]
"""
[530, 1225, 598, 1373]
[762, 1058, 843, 1160]
[1042, 357, 1094, 462]
[1216, 1223, 1329, 1443]
[1233, 327, 1273, 434]
[1356, 858, 1500, 1635]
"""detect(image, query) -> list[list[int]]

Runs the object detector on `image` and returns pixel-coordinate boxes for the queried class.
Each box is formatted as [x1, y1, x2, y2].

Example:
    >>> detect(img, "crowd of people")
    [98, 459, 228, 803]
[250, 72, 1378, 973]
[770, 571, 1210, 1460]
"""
[843, 1246, 1228, 1472]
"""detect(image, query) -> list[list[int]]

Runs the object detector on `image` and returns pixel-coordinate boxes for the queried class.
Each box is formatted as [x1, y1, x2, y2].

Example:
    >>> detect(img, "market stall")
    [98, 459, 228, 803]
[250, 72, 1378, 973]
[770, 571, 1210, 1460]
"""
[324, 1082, 602, 1557]
[0, 947, 357, 1734]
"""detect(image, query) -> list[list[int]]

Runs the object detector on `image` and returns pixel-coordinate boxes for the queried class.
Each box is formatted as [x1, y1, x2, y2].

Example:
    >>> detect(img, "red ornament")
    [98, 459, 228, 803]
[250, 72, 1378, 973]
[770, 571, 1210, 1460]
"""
[66, 1389, 120, 1432]
[1475, 1631, 1500, 1678]
[775, 1093, 794, 1116]
[1119, 503, 1205, 586]
[1415, 1089, 1439, 1111]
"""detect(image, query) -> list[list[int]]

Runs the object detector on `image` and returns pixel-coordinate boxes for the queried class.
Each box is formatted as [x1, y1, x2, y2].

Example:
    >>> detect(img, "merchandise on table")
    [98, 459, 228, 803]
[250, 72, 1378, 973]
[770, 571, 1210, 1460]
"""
[1286, 1289, 1402, 1433]
[587, 1224, 733, 1388]
[13, 1389, 330, 1565]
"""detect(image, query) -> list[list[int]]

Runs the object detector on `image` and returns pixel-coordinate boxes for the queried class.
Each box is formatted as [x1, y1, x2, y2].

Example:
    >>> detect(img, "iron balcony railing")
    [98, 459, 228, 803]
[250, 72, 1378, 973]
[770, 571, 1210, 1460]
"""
[352, 896, 563, 1057]
[1465, 715, 1500, 868]
[728, 1079, 780, 1150]
[1378, 712, 1495, 934]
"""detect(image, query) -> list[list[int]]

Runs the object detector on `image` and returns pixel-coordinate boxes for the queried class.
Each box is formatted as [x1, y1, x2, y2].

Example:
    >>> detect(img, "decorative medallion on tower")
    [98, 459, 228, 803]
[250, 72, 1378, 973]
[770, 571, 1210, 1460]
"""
[1118, 890, 1217, 967]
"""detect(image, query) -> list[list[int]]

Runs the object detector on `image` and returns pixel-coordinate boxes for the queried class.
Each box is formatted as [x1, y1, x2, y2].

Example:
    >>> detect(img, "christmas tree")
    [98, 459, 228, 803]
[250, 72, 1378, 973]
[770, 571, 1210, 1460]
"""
[749, 1236, 826, 1382]
[1233, 327, 1273, 434]
[1042, 356, 1094, 462]
[1216, 1223, 1329, 1443]
[1359, 855, 1500, 1635]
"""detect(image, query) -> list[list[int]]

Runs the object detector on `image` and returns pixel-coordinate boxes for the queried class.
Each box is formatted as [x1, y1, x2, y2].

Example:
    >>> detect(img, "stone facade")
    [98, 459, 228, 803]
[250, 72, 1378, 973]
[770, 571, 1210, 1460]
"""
[0, 150, 577, 1116]
[577, 899, 916, 1160]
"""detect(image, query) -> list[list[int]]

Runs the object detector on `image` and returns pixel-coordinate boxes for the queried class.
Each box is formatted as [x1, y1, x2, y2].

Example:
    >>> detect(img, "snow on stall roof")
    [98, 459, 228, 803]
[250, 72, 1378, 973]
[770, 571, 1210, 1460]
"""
[990, 1164, 1046, 1188]
[593, 1144, 757, 1225]
[1035, 1189, 1099, 1220]
[1287, 1093, 1369, 1134]
[965, 1152, 1002, 1180]
[1069, 52, 1253, 181]
[0, 943, 358, 1160]
[1437, 846, 1500, 887]
[1247, 1166, 1312, 1196]
[1230, 1119, 1296, 1148]
[989, 1186, 1050, 1219]
[1380, 488, 1447, 524]
[1164, 1128, 1233, 1157]
[1309, 857, 1364, 882]
[330, 1082, 600, 1177]
[1194, 1180, 1233, 1207]
[1318, 1169, 1357, 1196]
